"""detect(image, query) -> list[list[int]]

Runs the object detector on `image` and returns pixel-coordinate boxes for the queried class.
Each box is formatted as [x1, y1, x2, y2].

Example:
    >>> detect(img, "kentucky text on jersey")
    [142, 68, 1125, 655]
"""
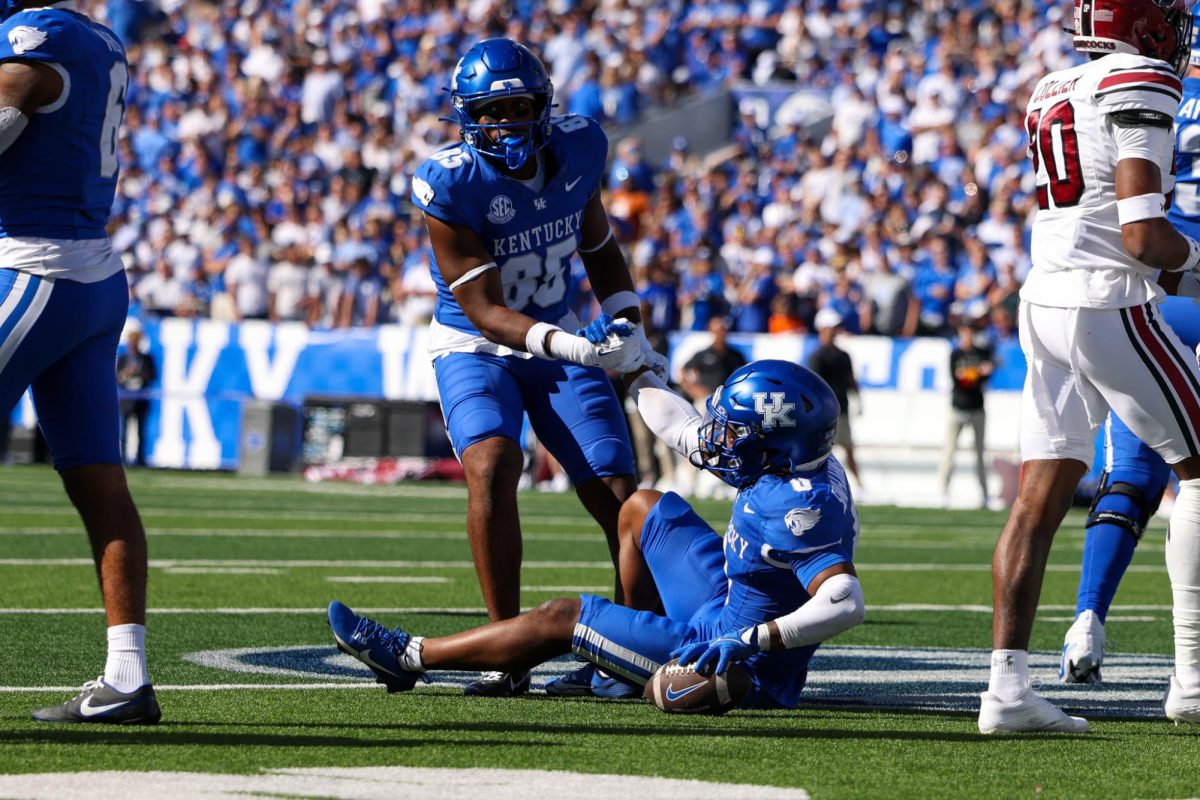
[492, 211, 584, 256]
[411, 113, 607, 338]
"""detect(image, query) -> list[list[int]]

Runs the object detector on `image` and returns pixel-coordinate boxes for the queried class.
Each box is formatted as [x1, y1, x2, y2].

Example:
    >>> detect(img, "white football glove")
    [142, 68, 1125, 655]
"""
[595, 317, 646, 373]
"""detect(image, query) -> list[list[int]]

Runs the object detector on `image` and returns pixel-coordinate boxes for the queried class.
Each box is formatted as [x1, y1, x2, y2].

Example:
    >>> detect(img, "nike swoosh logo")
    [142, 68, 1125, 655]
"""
[335, 634, 402, 677]
[80, 697, 131, 717]
[565, 176, 582, 191]
[665, 682, 707, 702]
[742, 504, 755, 515]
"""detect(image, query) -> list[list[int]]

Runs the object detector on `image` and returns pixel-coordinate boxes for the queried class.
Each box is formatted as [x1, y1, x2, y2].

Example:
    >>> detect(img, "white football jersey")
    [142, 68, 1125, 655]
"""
[1021, 53, 1182, 309]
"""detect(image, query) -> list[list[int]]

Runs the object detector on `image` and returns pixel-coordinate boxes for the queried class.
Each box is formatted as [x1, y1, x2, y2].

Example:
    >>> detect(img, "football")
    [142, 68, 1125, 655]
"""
[643, 658, 752, 715]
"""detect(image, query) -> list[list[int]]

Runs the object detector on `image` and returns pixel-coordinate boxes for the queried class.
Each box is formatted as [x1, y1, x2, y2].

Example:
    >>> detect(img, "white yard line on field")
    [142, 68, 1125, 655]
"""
[0, 603, 1176, 615]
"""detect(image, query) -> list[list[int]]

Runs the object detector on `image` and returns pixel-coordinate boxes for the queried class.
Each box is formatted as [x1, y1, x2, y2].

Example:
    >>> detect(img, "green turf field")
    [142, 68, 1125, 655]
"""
[1, 465, 1196, 799]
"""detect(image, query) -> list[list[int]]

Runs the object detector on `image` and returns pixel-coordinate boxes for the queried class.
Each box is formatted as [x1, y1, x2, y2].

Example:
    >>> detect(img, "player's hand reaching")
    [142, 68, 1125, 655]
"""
[671, 628, 761, 676]
[579, 314, 645, 373]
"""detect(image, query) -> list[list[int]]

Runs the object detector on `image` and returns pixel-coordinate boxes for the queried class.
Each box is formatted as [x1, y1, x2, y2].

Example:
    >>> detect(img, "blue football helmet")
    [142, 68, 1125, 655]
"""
[698, 360, 840, 489]
[448, 38, 554, 172]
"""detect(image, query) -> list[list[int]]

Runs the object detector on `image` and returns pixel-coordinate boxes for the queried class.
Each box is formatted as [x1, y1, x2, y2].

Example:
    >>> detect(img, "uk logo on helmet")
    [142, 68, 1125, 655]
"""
[487, 195, 517, 224]
[753, 392, 796, 429]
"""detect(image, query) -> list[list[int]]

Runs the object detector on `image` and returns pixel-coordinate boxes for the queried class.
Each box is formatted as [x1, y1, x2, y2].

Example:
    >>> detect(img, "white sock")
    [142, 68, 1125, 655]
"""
[104, 623, 149, 693]
[988, 649, 1028, 702]
[400, 636, 427, 672]
[1168, 478, 1200, 689]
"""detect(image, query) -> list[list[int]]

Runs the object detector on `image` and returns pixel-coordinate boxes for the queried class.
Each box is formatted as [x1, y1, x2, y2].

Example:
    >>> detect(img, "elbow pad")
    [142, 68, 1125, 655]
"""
[758, 574, 865, 651]
[0, 107, 28, 156]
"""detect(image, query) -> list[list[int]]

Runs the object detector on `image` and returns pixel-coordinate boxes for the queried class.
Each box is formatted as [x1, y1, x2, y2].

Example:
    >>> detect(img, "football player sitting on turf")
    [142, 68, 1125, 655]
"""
[328, 359, 866, 709]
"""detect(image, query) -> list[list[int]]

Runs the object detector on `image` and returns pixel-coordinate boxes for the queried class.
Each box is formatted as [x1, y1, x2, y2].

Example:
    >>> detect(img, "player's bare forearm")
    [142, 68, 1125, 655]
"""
[460, 293, 545, 351]
[578, 193, 641, 323]
[582, 243, 642, 324]
[1116, 158, 1194, 269]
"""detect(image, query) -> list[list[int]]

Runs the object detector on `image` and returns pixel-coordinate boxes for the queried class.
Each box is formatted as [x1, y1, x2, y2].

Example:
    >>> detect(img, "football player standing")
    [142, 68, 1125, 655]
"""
[1059, 14, 1200, 700]
[0, 2, 159, 723]
[982, 0, 1200, 733]
[405, 39, 663, 697]
[327, 360, 866, 711]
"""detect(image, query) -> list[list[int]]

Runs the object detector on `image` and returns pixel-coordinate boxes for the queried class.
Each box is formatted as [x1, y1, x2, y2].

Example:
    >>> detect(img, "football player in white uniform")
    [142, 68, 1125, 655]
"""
[980, 0, 1200, 733]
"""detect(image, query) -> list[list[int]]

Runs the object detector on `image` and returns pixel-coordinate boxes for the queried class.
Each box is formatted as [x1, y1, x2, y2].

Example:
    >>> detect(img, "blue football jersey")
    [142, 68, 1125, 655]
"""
[718, 457, 859, 637]
[410, 115, 608, 335]
[0, 8, 127, 239]
[713, 457, 859, 708]
[1171, 76, 1200, 240]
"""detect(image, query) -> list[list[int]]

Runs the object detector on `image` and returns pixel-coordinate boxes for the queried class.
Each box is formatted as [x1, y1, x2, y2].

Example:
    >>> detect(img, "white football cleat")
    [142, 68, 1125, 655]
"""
[1164, 675, 1200, 724]
[978, 688, 1089, 734]
[1059, 609, 1105, 684]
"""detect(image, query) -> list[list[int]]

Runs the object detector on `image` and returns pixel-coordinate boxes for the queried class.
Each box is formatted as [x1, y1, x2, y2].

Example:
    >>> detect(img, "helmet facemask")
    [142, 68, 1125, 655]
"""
[453, 91, 553, 172]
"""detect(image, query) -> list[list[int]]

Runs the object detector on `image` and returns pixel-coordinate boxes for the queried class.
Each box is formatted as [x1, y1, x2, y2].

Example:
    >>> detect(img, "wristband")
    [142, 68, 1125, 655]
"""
[742, 624, 773, 653]
[600, 290, 641, 317]
[525, 321, 562, 359]
[1116, 193, 1166, 225]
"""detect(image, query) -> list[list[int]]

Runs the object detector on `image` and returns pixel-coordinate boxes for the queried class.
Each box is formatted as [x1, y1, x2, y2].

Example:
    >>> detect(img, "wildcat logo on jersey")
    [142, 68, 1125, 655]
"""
[785, 507, 822, 537]
[487, 195, 517, 224]
[412, 176, 435, 207]
[8, 26, 47, 55]
[753, 392, 796, 429]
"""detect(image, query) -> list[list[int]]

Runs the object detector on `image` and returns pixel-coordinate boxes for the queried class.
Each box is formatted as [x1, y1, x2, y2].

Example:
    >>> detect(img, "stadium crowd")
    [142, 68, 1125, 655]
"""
[103, 0, 1073, 349]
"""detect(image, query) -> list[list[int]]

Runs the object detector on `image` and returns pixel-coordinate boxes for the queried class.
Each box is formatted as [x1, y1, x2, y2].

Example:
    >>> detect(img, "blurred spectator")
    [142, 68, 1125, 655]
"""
[912, 236, 959, 337]
[337, 257, 381, 328]
[937, 321, 994, 508]
[117, 322, 156, 468]
[135, 260, 189, 318]
[267, 244, 311, 323]
[808, 308, 862, 490]
[681, 316, 747, 406]
[638, 257, 680, 334]
[677, 248, 729, 332]
[224, 236, 270, 321]
[390, 257, 438, 328]
[861, 254, 916, 337]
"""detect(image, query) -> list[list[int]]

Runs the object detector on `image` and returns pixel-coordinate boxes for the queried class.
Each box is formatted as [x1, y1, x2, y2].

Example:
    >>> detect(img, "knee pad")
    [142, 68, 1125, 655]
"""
[1086, 475, 1164, 542]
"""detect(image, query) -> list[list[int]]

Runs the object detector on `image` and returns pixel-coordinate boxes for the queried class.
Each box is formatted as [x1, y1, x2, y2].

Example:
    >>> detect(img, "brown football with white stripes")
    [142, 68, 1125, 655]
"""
[643, 658, 752, 715]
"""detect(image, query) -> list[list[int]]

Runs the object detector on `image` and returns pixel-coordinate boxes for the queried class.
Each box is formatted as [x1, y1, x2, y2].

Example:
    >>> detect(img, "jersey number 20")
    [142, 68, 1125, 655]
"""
[1026, 100, 1085, 210]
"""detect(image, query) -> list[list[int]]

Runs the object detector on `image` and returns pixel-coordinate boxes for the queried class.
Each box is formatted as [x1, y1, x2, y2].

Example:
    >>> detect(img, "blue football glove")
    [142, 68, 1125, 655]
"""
[670, 628, 760, 676]
[579, 313, 633, 344]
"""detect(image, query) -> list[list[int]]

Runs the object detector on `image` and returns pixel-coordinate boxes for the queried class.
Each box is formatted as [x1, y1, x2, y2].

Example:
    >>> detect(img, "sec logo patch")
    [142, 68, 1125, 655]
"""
[487, 195, 516, 224]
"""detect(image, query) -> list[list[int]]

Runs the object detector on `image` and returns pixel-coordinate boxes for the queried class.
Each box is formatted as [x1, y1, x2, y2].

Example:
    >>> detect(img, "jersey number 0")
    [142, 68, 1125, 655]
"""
[1027, 100, 1085, 210]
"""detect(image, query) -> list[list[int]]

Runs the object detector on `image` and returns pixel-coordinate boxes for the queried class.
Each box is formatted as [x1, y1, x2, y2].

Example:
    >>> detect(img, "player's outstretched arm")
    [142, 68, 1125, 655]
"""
[0, 59, 62, 155]
[626, 369, 704, 460]
[425, 212, 601, 366]
[674, 564, 865, 675]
